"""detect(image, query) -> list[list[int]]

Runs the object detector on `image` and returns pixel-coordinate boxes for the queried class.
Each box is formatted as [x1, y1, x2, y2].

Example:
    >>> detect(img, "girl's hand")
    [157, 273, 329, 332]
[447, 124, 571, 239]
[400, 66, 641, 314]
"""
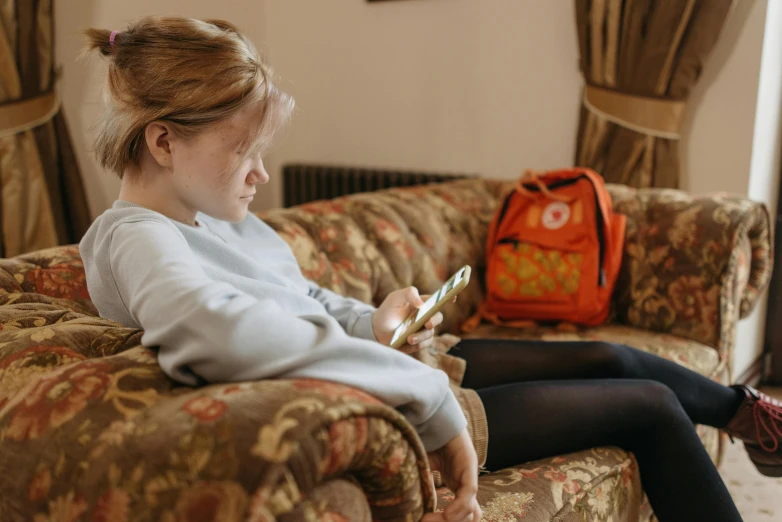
[422, 428, 482, 522]
[371, 286, 456, 354]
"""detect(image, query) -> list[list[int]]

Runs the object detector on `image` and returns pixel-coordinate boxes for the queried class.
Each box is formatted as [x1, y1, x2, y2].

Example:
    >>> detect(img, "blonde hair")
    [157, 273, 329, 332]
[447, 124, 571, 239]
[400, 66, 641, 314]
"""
[83, 16, 294, 180]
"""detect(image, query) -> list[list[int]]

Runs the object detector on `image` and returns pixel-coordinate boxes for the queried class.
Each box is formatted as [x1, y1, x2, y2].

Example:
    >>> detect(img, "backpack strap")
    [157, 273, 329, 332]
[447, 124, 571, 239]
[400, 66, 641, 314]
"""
[577, 168, 615, 227]
[481, 309, 538, 329]
[460, 306, 484, 333]
[460, 303, 537, 333]
[485, 185, 516, 260]
[515, 172, 574, 203]
[460, 303, 579, 333]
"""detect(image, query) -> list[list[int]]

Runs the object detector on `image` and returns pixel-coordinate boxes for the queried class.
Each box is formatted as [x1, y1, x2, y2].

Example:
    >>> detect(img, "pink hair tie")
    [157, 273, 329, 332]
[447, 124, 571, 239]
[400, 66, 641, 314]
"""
[110, 30, 119, 47]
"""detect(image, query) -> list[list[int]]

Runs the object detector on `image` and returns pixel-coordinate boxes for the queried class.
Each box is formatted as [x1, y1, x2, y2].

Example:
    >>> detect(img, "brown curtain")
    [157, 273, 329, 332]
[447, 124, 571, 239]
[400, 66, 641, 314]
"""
[574, 0, 734, 188]
[0, 0, 90, 258]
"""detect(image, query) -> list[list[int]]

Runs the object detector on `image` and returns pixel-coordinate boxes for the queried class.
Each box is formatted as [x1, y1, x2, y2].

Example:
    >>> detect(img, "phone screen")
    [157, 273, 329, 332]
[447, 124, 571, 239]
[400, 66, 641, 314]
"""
[414, 267, 464, 322]
[391, 267, 465, 345]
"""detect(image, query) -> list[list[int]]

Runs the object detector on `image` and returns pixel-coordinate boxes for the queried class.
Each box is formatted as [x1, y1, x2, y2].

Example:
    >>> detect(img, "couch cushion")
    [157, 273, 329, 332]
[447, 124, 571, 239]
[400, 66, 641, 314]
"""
[460, 324, 723, 381]
[436, 447, 649, 522]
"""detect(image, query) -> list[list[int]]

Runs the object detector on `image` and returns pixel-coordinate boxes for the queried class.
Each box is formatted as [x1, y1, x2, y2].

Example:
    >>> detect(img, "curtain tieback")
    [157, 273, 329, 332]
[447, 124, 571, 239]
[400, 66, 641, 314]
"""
[583, 85, 686, 140]
[0, 91, 60, 139]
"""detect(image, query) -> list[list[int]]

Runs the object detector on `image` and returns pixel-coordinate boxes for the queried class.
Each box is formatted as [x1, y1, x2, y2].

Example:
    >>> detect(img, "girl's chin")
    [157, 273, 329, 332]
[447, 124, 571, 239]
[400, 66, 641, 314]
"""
[233, 206, 251, 221]
[211, 208, 248, 223]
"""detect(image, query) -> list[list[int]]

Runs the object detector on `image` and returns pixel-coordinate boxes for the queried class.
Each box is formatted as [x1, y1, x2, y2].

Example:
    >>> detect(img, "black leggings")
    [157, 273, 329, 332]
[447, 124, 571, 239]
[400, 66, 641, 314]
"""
[452, 339, 745, 522]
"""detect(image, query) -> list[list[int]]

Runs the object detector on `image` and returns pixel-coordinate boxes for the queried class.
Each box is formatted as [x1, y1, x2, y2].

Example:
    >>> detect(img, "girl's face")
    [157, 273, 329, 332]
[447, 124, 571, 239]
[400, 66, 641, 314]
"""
[167, 105, 269, 223]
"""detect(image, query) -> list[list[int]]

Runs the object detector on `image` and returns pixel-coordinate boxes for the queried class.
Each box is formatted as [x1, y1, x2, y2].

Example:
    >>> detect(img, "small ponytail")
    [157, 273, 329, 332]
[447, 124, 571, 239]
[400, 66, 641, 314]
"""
[82, 28, 116, 57]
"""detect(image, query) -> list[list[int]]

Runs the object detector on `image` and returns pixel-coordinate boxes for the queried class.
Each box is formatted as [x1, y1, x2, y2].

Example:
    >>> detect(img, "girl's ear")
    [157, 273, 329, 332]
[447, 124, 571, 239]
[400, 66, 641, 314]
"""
[144, 121, 174, 168]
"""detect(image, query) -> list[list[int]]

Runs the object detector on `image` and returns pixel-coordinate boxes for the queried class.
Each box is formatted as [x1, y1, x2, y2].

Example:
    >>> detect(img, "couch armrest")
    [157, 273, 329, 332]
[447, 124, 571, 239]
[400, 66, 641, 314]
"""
[607, 184, 773, 359]
[0, 315, 436, 522]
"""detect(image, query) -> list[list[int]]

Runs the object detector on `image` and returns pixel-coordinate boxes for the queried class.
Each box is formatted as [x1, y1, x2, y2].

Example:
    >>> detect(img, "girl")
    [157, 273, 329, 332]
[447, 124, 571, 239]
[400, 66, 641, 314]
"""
[79, 16, 780, 522]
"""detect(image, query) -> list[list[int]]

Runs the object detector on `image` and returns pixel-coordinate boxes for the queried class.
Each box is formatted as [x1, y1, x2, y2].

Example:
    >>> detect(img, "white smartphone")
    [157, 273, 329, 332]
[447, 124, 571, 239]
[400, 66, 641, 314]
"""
[389, 265, 472, 349]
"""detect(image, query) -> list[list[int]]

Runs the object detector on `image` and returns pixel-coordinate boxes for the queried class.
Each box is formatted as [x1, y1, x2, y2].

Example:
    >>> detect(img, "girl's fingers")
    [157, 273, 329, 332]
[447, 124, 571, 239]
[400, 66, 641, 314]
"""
[405, 286, 425, 308]
[443, 493, 475, 522]
[426, 312, 444, 329]
[408, 328, 434, 346]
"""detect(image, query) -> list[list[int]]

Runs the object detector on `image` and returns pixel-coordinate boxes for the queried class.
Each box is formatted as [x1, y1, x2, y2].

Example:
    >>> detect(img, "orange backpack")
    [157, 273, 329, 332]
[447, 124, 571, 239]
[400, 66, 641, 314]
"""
[462, 168, 626, 332]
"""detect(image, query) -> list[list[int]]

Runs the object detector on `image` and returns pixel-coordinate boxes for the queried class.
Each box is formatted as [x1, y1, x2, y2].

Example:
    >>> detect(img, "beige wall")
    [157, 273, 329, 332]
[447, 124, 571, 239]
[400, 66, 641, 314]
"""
[731, 0, 780, 382]
[683, 0, 767, 197]
[261, 0, 582, 211]
[58, 0, 777, 379]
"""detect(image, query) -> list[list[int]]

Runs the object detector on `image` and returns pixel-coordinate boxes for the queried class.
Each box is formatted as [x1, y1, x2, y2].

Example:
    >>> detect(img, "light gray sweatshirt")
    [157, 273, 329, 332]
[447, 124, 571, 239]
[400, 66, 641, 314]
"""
[78, 200, 466, 452]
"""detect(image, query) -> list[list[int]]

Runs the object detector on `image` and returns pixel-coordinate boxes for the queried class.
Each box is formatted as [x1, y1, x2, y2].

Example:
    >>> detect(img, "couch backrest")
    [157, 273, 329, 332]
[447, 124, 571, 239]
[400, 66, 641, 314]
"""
[0, 179, 507, 336]
[3, 177, 771, 357]
[258, 178, 506, 335]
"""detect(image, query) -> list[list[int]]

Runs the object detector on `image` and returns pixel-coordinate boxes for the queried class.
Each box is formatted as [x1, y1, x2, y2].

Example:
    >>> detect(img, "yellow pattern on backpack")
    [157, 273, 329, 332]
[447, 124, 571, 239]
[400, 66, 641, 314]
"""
[495, 243, 582, 298]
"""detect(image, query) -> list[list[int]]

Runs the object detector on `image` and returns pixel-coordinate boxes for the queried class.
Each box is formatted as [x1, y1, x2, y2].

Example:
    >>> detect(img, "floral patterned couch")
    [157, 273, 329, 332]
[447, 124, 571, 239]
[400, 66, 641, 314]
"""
[0, 176, 772, 522]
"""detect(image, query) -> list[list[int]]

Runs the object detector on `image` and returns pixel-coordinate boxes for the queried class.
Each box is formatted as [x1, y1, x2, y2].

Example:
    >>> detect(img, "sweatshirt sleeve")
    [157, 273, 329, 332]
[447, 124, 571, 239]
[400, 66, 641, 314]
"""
[108, 220, 466, 451]
[306, 280, 378, 342]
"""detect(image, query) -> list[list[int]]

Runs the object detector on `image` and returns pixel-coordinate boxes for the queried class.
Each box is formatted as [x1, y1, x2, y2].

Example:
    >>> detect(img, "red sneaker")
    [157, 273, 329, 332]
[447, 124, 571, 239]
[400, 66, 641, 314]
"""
[724, 385, 782, 477]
